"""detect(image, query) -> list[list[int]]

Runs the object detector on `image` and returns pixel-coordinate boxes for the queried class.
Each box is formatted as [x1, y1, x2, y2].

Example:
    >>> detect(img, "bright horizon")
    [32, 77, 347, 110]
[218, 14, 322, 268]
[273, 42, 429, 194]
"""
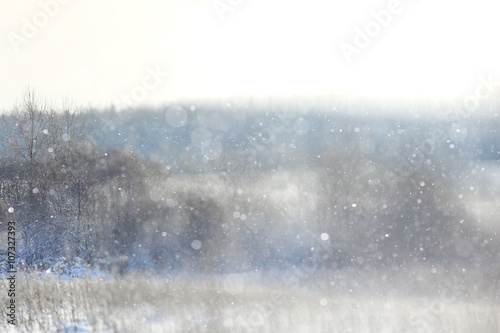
[1, 0, 500, 113]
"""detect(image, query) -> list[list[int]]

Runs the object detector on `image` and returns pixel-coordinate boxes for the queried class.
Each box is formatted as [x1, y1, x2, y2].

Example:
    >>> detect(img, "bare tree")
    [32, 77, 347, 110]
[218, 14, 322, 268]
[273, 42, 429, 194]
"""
[5, 89, 51, 164]
[0, 89, 96, 266]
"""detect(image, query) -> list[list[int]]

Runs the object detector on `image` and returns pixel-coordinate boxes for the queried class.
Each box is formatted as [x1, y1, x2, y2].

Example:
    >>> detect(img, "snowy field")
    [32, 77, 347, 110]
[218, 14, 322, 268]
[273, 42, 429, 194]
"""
[1, 269, 499, 333]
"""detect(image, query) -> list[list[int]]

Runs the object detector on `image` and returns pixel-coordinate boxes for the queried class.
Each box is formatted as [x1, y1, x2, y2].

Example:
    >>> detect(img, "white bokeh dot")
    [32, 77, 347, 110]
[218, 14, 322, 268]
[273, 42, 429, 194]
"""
[165, 105, 187, 128]
[191, 240, 202, 250]
[293, 117, 310, 135]
[191, 127, 212, 148]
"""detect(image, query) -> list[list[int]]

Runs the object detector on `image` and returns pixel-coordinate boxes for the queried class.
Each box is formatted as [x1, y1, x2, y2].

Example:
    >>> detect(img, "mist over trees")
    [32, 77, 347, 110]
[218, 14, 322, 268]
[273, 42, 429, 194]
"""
[0, 91, 498, 277]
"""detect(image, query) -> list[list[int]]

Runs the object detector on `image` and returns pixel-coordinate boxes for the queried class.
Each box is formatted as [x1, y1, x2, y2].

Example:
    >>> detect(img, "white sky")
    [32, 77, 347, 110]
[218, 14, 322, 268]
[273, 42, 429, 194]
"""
[1, 0, 500, 111]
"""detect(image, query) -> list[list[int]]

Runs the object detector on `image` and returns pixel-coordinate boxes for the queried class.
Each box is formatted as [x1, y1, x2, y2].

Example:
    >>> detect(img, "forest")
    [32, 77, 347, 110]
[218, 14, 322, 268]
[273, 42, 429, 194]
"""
[1, 90, 499, 279]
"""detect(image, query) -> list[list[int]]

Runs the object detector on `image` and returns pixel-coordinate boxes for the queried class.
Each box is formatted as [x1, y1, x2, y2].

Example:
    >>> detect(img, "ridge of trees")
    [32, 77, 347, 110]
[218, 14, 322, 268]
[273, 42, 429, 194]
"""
[0, 90, 497, 275]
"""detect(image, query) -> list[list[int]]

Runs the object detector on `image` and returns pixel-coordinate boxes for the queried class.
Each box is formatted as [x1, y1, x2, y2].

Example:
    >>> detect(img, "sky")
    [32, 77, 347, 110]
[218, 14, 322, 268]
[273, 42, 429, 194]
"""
[1, 0, 500, 112]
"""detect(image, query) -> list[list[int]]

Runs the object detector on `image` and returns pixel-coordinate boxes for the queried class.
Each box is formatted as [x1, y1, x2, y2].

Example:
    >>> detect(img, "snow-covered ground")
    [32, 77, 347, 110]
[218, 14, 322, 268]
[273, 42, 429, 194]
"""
[1, 269, 499, 332]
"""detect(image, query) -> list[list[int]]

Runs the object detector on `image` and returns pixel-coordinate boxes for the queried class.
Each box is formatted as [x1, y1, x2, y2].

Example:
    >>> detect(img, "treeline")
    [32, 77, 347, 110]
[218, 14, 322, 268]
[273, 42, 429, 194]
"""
[0, 91, 159, 272]
[0, 91, 498, 275]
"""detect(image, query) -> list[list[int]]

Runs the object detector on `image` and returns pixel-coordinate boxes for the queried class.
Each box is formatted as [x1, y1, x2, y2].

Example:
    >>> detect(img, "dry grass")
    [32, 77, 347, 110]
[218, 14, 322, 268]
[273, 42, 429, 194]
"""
[1, 271, 499, 332]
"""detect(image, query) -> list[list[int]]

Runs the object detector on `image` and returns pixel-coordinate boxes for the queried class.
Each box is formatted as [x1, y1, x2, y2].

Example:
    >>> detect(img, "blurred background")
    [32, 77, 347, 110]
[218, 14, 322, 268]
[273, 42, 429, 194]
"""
[0, 1, 500, 331]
